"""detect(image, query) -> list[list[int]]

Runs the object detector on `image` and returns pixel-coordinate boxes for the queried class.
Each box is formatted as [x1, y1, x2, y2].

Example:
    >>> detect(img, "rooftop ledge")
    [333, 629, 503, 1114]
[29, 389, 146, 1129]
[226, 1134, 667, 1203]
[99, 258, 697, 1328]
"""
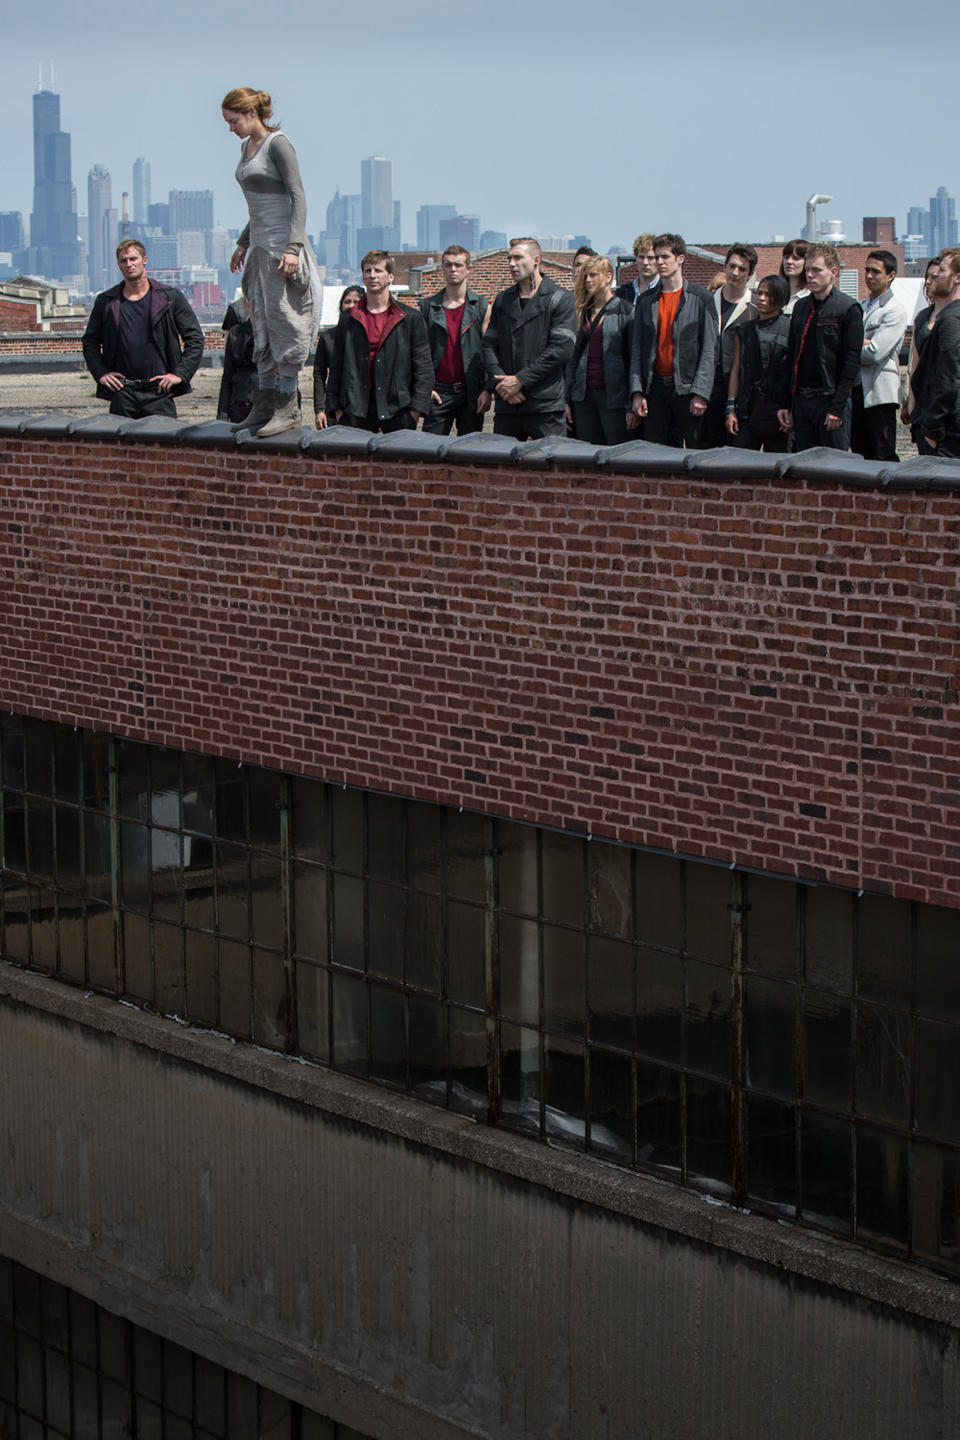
[3, 410, 960, 489]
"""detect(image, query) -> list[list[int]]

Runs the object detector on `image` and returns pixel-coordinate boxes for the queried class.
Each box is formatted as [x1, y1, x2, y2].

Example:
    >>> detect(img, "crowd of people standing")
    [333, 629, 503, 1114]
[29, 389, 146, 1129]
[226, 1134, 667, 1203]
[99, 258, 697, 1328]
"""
[80, 85, 960, 460]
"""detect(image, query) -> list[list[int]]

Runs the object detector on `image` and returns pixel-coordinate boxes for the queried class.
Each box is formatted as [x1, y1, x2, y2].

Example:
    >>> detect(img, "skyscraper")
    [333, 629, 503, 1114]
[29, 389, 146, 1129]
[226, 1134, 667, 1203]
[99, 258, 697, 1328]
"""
[417, 205, 456, 251]
[169, 190, 214, 234]
[133, 158, 151, 226]
[87, 165, 115, 293]
[27, 88, 82, 280]
[930, 186, 958, 253]
[360, 157, 392, 230]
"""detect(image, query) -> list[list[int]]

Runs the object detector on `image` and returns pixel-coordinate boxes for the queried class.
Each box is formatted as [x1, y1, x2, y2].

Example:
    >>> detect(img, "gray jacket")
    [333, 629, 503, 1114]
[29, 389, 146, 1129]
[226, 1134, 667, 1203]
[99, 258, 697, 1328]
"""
[629, 281, 718, 400]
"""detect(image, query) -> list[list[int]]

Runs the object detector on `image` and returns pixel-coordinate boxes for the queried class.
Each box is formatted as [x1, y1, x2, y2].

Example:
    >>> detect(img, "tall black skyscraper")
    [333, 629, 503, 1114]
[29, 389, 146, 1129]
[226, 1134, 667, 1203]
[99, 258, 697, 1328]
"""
[27, 88, 82, 281]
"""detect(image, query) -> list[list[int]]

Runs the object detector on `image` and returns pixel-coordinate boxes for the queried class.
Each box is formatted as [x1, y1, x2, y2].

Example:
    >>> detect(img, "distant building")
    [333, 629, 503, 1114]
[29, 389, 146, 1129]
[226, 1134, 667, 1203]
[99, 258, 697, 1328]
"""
[480, 230, 508, 251]
[361, 157, 392, 231]
[148, 202, 170, 232]
[862, 216, 895, 245]
[906, 187, 958, 257]
[0, 213, 24, 252]
[438, 214, 479, 252]
[417, 205, 456, 250]
[25, 88, 82, 282]
[87, 165, 115, 293]
[169, 190, 214, 238]
[133, 158, 151, 227]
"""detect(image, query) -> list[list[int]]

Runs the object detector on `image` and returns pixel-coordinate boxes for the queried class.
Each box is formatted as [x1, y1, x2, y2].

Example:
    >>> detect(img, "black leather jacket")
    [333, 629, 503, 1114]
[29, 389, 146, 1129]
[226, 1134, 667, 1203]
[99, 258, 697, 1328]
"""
[82, 279, 203, 398]
[326, 301, 434, 422]
[912, 298, 960, 443]
[418, 288, 488, 408]
[482, 275, 577, 415]
[781, 287, 864, 413]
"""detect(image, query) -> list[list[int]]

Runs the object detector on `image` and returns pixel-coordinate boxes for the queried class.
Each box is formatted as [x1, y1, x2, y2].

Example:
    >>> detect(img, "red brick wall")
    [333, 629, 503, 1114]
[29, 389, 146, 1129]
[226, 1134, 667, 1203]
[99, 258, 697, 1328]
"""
[0, 330, 226, 354]
[414, 251, 575, 299]
[0, 297, 41, 330]
[0, 434, 957, 908]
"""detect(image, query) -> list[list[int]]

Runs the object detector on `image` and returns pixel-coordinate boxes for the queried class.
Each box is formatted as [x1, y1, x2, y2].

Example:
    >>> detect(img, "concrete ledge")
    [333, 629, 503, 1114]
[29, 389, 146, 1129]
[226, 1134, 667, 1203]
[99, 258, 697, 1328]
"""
[2, 959, 957, 1333]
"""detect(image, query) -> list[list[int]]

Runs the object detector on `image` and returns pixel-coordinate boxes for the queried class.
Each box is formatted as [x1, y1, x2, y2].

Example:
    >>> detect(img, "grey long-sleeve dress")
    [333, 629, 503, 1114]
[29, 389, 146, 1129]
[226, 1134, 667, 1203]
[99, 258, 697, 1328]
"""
[235, 131, 322, 370]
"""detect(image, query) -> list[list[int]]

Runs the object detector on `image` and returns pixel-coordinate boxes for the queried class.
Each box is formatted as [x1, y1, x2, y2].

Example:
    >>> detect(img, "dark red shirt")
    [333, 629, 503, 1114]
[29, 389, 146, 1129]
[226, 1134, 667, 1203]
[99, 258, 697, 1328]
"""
[585, 318, 605, 391]
[435, 302, 466, 385]
[353, 299, 402, 393]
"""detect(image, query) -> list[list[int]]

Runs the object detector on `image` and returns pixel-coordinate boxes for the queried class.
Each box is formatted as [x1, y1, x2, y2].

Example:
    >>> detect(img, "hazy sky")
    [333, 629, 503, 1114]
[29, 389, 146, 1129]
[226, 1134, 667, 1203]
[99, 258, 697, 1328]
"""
[4, 0, 956, 254]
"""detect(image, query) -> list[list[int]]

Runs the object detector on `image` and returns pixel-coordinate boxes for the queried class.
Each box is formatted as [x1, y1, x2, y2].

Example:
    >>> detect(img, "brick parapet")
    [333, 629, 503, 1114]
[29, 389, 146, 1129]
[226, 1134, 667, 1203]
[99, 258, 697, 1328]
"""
[1, 432, 958, 907]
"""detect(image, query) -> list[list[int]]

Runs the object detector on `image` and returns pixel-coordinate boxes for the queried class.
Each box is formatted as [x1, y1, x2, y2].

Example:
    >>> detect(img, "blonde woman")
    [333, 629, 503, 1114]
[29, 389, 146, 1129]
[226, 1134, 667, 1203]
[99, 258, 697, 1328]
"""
[564, 256, 635, 444]
[222, 86, 322, 435]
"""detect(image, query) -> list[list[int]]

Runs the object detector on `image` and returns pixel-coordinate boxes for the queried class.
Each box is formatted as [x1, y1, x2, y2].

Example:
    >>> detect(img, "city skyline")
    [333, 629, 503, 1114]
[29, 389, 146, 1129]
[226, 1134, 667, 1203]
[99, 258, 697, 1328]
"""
[2, 0, 954, 261]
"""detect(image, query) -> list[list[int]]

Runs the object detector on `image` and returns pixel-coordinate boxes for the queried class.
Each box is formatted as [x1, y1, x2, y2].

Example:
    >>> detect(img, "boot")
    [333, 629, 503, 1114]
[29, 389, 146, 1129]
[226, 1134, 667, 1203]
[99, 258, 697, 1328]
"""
[231, 388, 276, 432]
[257, 390, 302, 437]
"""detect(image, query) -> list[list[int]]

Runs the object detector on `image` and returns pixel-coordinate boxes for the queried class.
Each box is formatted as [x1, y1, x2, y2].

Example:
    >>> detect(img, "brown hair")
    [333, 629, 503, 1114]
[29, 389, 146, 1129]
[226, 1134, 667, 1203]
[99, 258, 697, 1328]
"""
[441, 244, 470, 262]
[360, 250, 394, 275]
[509, 237, 541, 258]
[573, 255, 613, 322]
[939, 248, 960, 276]
[805, 242, 840, 271]
[220, 87, 279, 130]
[632, 232, 656, 257]
[115, 239, 146, 261]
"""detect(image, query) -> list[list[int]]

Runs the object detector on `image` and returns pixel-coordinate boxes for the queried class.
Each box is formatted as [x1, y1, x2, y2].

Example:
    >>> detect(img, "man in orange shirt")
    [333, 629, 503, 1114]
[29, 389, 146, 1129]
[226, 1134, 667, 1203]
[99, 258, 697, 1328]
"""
[628, 233, 718, 447]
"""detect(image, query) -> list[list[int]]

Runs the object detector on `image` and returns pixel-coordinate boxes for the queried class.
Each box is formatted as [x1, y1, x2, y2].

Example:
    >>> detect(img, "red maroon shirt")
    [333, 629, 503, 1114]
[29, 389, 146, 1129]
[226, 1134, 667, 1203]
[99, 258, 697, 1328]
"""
[435, 302, 466, 385]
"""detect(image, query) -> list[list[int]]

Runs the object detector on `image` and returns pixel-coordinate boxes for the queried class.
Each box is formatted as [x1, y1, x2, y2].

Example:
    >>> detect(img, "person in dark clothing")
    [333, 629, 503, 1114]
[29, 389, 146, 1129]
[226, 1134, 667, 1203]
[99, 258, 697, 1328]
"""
[482, 237, 578, 441]
[564, 255, 634, 445]
[217, 299, 257, 423]
[326, 251, 433, 433]
[313, 285, 363, 428]
[419, 247, 489, 436]
[614, 233, 660, 307]
[629, 233, 718, 448]
[82, 240, 203, 418]
[777, 242, 864, 450]
[701, 243, 758, 448]
[913, 248, 960, 458]
[725, 274, 792, 452]
[902, 257, 943, 451]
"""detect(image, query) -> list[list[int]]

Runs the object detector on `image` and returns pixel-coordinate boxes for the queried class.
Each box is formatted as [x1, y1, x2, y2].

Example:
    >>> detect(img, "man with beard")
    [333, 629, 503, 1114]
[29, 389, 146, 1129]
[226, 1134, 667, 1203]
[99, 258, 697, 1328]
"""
[913, 248, 960, 458]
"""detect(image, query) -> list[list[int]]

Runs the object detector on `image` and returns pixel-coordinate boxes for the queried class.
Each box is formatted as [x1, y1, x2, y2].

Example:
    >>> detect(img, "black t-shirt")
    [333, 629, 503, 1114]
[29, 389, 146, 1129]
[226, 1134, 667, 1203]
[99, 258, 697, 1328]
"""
[117, 292, 165, 379]
[796, 297, 824, 390]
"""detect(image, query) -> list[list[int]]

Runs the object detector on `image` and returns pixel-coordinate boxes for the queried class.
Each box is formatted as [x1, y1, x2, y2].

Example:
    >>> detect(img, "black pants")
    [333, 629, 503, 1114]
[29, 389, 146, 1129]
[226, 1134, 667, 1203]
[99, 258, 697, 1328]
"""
[792, 393, 851, 451]
[851, 388, 899, 461]
[736, 398, 792, 453]
[422, 383, 483, 436]
[571, 391, 630, 446]
[342, 399, 417, 434]
[493, 410, 565, 441]
[645, 377, 702, 448]
[108, 381, 177, 419]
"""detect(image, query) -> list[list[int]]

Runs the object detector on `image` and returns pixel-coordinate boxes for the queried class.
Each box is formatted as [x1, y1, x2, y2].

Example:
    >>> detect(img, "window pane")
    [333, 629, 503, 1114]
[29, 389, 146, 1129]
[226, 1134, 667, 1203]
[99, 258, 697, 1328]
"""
[219, 941, 252, 1038]
[25, 720, 53, 796]
[86, 900, 116, 991]
[747, 1094, 797, 1212]
[119, 822, 150, 912]
[122, 912, 152, 1002]
[290, 775, 328, 862]
[368, 881, 403, 980]
[684, 865, 732, 964]
[449, 1007, 488, 1117]
[248, 768, 281, 852]
[544, 1035, 585, 1147]
[912, 1140, 960, 1270]
[82, 731, 111, 811]
[151, 828, 183, 924]
[447, 809, 488, 903]
[367, 794, 404, 883]
[801, 1111, 851, 1234]
[588, 935, 634, 1051]
[331, 787, 364, 872]
[405, 889, 443, 992]
[497, 821, 538, 917]
[295, 961, 328, 1063]
[181, 753, 214, 837]
[543, 926, 584, 1038]
[3, 793, 26, 873]
[499, 914, 539, 1027]
[856, 1125, 909, 1252]
[30, 888, 57, 973]
[332, 874, 365, 971]
[409, 995, 446, 1096]
[856, 1002, 910, 1128]
[216, 842, 248, 941]
[83, 812, 111, 902]
[499, 1022, 540, 1135]
[588, 840, 632, 939]
[154, 921, 185, 1015]
[916, 905, 960, 1020]
[589, 1047, 633, 1162]
[370, 985, 405, 1088]
[637, 946, 682, 1065]
[447, 900, 486, 1009]
[541, 830, 583, 927]
[685, 959, 731, 1081]
[186, 930, 218, 1026]
[685, 1076, 732, 1192]
[332, 972, 369, 1076]
[745, 976, 796, 1099]
[252, 947, 287, 1049]
[635, 1060, 681, 1172]
[26, 799, 54, 880]
[214, 758, 246, 843]
[118, 740, 149, 819]
[805, 885, 854, 993]
[293, 862, 327, 963]
[916, 1018, 960, 1143]
[408, 804, 442, 894]
[150, 749, 181, 829]
[858, 893, 911, 1006]
[746, 874, 798, 977]
[635, 853, 682, 950]
[55, 804, 82, 893]
[183, 835, 214, 930]
[250, 853, 283, 950]
[802, 990, 852, 1112]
